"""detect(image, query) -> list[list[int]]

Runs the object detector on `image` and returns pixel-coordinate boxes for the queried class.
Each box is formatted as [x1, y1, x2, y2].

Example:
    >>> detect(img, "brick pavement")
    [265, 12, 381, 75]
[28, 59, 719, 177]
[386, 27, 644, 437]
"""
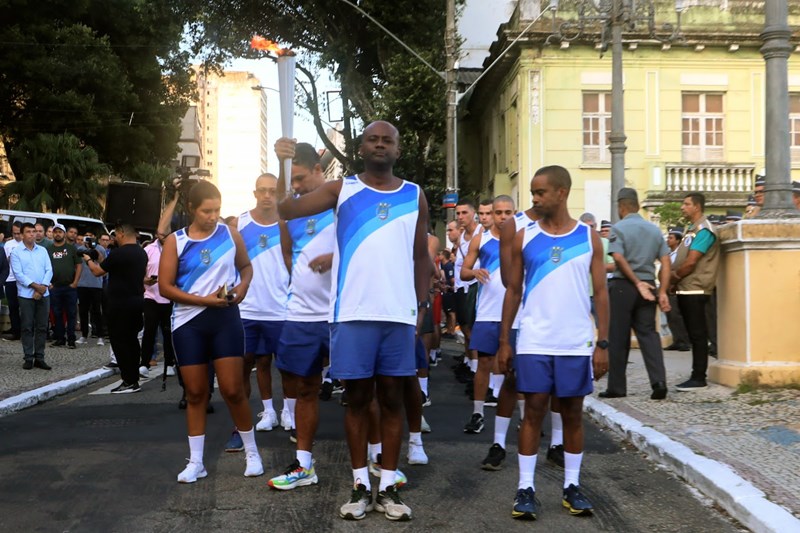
[592, 348, 800, 521]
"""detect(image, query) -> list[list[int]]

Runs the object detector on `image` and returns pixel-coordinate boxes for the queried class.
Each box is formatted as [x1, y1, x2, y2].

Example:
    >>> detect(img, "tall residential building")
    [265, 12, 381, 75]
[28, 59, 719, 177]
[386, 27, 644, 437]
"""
[195, 68, 269, 217]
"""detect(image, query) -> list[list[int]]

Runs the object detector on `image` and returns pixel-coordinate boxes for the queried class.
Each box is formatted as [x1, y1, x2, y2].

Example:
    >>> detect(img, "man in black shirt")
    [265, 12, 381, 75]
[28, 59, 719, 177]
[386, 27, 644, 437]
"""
[84, 222, 148, 394]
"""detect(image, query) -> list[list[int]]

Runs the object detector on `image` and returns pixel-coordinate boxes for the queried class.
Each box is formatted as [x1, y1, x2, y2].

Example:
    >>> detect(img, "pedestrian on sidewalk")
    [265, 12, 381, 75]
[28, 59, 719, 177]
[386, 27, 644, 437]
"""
[664, 227, 691, 351]
[10, 223, 53, 370]
[141, 231, 176, 378]
[670, 193, 720, 391]
[602, 188, 672, 400]
[76, 233, 106, 346]
[45, 224, 82, 349]
[3, 221, 23, 341]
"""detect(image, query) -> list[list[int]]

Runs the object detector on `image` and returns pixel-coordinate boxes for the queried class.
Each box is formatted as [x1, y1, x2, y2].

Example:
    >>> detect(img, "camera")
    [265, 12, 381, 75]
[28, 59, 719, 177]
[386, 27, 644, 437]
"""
[84, 237, 96, 249]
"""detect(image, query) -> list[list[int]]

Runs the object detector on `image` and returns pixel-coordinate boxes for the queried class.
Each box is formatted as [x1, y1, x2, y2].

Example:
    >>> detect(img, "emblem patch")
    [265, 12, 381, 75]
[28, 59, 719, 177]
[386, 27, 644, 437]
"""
[550, 246, 563, 263]
[200, 248, 212, 265]
[306, 219, 317, 235]
[258, 234, 268, 248]
[376, 202, 391, 220]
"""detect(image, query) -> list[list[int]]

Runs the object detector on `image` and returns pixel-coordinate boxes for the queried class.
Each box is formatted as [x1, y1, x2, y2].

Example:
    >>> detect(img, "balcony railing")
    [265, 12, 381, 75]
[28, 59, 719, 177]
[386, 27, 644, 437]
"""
[665, 163, 755, 193]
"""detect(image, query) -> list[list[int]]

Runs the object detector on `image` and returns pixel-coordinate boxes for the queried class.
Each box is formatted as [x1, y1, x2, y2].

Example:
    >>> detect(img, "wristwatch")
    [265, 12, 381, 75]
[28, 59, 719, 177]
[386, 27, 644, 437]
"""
[417, 301, 431, 310]
[596, 340, 609, 350]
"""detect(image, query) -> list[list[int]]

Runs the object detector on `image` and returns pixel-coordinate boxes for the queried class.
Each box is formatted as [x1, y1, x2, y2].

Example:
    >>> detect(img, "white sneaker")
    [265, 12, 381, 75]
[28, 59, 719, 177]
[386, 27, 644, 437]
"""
[97, 338, 105, 346]
[407, 444, 429, 465]
[177, 461, 207, 483]
[281, 408, 292, 431]
[421, 415, 431, 433]
[256, 410, 279, 431]
[139, 365, 150, 378]
[244, 452, 264, 477]
[166, 365, 177, 376]
[75, 336, 87, 345]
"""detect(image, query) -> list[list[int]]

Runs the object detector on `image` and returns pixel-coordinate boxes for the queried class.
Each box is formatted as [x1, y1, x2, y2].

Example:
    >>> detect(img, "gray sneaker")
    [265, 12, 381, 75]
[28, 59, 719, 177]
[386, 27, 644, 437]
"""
[375, 485, 412, 521]
[340, 484, 373, 520]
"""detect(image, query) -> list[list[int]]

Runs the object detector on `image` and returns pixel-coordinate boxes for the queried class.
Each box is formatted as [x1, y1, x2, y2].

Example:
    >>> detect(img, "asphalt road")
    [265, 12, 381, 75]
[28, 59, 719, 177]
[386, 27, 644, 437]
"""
[0, 345, 744, 533]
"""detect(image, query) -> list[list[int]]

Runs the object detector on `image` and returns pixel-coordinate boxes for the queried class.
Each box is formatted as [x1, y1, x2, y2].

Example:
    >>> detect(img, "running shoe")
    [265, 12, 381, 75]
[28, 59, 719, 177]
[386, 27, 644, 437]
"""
[319, 380, 334, 401]
[177, 461, 207, 483]
[481, 443, 506, 471]
[289, 428, 297, 444]
[244, 451, 264, 477]
[484, 392, 499, 407]
[166, 365, 177, 377]
[407, 444, 428, 465]
[280, 408, 292, 431]
[110, 381, 140, 394]
[224, 430, 244, 453]
[562, 484, 593, 515]
[420, 415, 431, 433]
[138, 365, 150, 379]
[464, 413, 485, 434]
[75, 336, 87, 345]
[331, 380, 344, 395]
[547, 444, 565, 468]
[255, 410, 279, 431]
[421, 392, 431, 407]
[512, 487, 538, 520]
[375, 485, 412, 521]
[368, 454, 408, 487]
[268, 459, 319, 490]
[339, 484, 373, 520]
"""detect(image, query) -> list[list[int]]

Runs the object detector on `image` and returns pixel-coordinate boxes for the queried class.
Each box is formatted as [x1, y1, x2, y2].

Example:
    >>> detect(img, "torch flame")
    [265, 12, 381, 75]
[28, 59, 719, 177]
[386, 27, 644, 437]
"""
[250, 35, 294, 56]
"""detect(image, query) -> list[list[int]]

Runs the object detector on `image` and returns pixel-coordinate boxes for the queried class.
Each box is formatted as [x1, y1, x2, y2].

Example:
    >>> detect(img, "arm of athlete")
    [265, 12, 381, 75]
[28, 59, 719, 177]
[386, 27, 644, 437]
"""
[228, 226, 253, 306]
[497, 228, 523, 375]
[460, 232, 489, 284]
[279, 220, 293, 275]
[499, 214, 517, 287]
[158, 234, 228, 308]
[414, 192, 432, 334]
[590, 231, 610, 381]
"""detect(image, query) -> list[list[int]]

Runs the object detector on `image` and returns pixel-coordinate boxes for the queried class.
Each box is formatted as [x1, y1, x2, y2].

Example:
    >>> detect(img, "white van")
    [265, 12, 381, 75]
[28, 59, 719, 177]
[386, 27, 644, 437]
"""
[0, 209, 109, 239]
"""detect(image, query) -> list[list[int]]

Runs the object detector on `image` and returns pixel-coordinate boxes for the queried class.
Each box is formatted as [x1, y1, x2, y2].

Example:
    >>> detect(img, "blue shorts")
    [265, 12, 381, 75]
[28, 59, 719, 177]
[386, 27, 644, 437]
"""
[514, 354, 594, 397]
[173, 306, 245, 366]
[469, 321, 501, 356]
[330, 321, 416, 379]
[415, 337, 428, 370]
[276, 321, 330, 377]
[243, 319, 284, 356]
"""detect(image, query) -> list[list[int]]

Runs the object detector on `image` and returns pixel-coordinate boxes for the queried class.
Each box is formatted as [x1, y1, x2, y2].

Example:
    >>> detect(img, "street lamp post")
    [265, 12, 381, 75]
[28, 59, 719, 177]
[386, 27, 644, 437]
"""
[548, 0, 684, 222]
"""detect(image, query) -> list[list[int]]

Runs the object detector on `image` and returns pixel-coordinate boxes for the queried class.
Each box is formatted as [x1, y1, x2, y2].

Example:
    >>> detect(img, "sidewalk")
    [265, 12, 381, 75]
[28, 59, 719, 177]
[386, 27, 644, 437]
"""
[588, 348, 800, 532]
[0, 336, 114, 415]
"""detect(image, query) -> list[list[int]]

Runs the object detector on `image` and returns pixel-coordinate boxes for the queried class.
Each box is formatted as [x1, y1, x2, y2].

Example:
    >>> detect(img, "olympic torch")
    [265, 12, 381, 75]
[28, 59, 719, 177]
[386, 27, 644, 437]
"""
[251, 35, 296, 196]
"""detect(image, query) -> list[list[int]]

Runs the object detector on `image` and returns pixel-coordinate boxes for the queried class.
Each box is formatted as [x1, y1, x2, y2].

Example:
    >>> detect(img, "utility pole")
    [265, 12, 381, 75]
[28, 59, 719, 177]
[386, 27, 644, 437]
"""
[445, 0, 458, 220]
[608, 0, 627, 223]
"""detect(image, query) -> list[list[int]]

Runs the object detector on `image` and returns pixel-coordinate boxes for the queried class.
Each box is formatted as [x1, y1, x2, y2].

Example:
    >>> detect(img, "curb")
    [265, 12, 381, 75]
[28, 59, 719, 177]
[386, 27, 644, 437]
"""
[584, 397, 800, 533]
[0, 368, 114, 417]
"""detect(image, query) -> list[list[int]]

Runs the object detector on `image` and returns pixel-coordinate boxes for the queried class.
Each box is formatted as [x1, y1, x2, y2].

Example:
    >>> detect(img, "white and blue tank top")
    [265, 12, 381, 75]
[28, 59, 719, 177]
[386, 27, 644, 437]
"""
[475, 229, 503, 322]
[286, 208, 335, 321]
[237, 211, 289, 321]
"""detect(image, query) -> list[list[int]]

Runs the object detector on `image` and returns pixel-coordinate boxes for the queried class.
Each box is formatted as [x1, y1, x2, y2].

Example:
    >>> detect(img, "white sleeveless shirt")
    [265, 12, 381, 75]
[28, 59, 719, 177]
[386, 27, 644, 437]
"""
[330, 175, 420, 326]
[475, 229, 504, 322]
[172, 223, 237, 331]
[516, 220, 595, 356]
[511, 211, 534, 330]
[237, 211, 289, 320]
[286, 209, 335, 322]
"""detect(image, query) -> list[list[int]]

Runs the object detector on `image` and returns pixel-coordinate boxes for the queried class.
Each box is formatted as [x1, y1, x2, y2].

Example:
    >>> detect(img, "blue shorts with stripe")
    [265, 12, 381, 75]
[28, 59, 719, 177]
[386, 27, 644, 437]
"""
[243, 319, 284, 356]
[173, 306, 245, 366]
[330, 321, 416, 380]
[514, 354, 594, 398]
[276, 321, 330, 378]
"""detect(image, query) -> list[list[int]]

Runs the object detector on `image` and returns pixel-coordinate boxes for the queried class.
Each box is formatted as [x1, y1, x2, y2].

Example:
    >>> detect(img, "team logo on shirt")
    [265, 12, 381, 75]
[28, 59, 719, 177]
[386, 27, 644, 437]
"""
[258, 234, 268, 248]
[376, 202, 391, 220]
[550, 246, 563, 263]
[200, 248, 212, 265]
[305, 219, 316, 235]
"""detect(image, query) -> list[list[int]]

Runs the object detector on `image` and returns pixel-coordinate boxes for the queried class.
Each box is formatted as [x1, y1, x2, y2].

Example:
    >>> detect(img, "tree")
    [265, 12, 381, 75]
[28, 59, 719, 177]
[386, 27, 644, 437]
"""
[1, 133, 107, 217]
[653, 202, 687, 229]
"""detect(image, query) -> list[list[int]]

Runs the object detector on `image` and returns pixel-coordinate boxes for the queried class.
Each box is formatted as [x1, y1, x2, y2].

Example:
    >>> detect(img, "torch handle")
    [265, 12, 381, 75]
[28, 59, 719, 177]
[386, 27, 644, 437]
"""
[283, 159, 293, 196]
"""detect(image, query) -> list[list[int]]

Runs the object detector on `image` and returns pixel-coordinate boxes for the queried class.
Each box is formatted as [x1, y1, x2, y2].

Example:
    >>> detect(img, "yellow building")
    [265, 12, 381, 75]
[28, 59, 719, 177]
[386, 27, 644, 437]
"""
[460, 0, 800, 222]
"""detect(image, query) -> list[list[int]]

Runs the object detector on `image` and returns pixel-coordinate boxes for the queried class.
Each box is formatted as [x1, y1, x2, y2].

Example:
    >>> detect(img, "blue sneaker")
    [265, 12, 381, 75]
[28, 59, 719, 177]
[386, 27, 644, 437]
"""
[224, 430, 244, 453]
[562, 484, 593, 515]
[268, 459, 319, 490]
[512, 487, 538, 520]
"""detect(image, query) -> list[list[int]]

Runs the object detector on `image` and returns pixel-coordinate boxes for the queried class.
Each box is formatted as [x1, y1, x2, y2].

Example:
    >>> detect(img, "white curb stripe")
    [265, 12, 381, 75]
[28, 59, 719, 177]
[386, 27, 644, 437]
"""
[0, 368, 114, 417]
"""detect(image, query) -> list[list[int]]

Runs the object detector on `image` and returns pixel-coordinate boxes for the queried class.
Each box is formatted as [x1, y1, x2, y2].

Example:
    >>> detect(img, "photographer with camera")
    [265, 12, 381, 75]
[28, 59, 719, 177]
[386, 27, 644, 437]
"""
[83, 222, 148, 393]
[76, 232, 105, 346]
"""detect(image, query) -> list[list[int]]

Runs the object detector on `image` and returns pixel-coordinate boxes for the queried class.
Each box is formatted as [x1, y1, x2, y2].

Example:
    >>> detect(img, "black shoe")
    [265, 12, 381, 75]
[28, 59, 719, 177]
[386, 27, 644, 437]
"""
[562, 484, 593, 516]
[178, 397, 187, 409]
[67, 341, 76, 349]
[103, 361, 119, 370]
[651, 382, 668, 400]
[464, 413, 484, 434]
[289, 428, 297, 443]
[33, 360, 52, 370]
[339, 390, 348, 407]
[110, 381, 141, 394]
[481, 443, 506, 471]
[50, 339, 66, 347]
[598, 390, 626, 399]
[421, 392, 431, 407]
[22, 360, 33, 370]
[547, 444, 565, 468]
[709, 348, 718, 358]
[206, 403, 215, 414]
[512, 487, 538, 520]
[2, 328, 12, 334]
[675, 379, 707, 391]
[442, 333, 455, 340]
[484, 393, 498, 407]
[2, 333, 20, 341]
[331, 379, 344, 395]
[319, 380, 334, 401]
[665, 343, 690, 351]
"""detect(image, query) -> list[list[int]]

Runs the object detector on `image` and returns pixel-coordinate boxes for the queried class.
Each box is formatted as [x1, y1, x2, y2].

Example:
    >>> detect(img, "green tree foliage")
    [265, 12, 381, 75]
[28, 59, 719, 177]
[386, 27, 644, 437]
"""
[121, 163, 173, 188]
[654, 202, 687, 229]
[0, 0, 193, 179]
[2, 133, 107, 217]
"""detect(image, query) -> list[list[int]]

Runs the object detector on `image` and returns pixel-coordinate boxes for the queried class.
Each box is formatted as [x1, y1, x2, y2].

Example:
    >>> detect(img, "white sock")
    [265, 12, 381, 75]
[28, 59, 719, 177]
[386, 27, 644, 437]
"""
[473, 400, 485, 417]
[379, 469, 396, 492]
[368, 442, 382, 463]
[322, 365, 331, 383]
[238, 428, 258, 455]
[296, 450, 313, 470]
[463, 355, 469, 364]
[564, 452, 583, 488]
[353, 466, 370, 489]
[261, 398, 274, 413]
[518, 454, 537, 490]
[494, 416, 511, 448]
[418, 377, 429, 396]
[468, 359, 478, 373]
[409, 431, 423, 446]
[492, 374, 505, 397]
[429, 349, 437, 361]
[518, 399, 526, 419]
[550, 411, 564, 447]
[188, 435, 204, 465]
[285, 398, 296, 428]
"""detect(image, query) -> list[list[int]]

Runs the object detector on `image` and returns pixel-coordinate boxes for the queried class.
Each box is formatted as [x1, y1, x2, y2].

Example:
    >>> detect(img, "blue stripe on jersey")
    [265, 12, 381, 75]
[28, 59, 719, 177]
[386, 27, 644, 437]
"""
[522, 227, 590, 303]
[333, 183, 418, 321]
[287, 209, 334, 267]
[176, 226, 234, 292]
[479, 238, 500, 274]
[240, 221, 281, 260]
